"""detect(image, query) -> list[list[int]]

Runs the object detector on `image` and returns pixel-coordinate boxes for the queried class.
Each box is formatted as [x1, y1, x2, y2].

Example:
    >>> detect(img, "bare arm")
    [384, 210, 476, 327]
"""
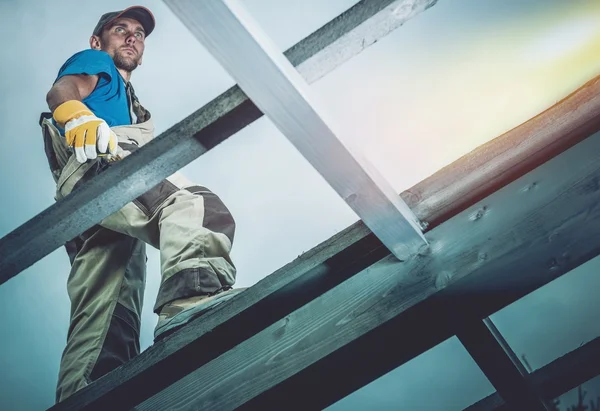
[46, 74, 99, 112]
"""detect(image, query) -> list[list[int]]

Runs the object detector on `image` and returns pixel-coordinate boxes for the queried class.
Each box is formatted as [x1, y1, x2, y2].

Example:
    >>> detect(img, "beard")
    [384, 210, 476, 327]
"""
[113, 50, 140, 72]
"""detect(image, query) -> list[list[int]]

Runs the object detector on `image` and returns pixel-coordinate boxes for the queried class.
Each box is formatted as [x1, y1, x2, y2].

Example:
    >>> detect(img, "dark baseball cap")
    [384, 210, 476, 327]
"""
[93, 6, 155, 37]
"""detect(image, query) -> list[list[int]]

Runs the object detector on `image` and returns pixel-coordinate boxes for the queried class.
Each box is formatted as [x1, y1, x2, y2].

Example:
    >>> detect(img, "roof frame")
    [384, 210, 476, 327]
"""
[49, 73, 600, 408]
[0, 0, 437, 281]
[2, 1, 598, 409]
[466, 336, 600, 411]
[129, 128, 600, 411]
[457, 318, 552, 411]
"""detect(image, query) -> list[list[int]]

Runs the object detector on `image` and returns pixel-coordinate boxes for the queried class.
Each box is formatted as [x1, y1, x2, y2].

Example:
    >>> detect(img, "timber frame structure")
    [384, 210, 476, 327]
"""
[1, 0, 600, 409]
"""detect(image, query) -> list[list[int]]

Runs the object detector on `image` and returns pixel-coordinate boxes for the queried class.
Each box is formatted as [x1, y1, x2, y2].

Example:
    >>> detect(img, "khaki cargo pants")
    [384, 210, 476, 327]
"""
[41, 116, 237, 403]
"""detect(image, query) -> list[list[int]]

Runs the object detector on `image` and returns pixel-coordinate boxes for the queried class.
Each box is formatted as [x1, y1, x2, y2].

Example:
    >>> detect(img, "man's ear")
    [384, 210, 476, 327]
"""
[89, 35, 102, 50]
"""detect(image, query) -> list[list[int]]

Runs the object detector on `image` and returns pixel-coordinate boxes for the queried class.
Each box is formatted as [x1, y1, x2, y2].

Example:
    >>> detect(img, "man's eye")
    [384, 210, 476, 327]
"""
[135, 32, 144, 39]
[115, 27, 125, 33]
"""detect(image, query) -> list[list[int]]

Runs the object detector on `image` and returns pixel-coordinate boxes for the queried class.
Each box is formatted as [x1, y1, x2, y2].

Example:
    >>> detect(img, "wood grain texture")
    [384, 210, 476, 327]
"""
[404, 75, 600, 229]
[289, 0, 439, 84]
[135, 131, 600, 410]
[466, 337, 600, 411]
[49, 72, 600, 410]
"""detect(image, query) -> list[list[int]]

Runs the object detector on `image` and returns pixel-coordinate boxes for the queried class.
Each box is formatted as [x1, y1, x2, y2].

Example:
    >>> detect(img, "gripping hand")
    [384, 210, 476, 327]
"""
[53, 100, 118, 163]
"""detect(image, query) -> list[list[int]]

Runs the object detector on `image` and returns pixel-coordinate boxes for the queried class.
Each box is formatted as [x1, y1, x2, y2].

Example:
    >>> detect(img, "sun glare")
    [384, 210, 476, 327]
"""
[523, 16, 600, 65]
[361, 3, 600, 191]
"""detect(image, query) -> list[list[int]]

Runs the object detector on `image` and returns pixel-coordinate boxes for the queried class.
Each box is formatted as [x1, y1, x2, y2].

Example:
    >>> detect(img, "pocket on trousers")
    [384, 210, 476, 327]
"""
[133, 179, 179, 217]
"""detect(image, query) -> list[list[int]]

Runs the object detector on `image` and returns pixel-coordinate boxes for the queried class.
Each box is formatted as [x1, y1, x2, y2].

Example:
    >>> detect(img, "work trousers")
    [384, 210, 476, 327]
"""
[42, 118, 237, 403]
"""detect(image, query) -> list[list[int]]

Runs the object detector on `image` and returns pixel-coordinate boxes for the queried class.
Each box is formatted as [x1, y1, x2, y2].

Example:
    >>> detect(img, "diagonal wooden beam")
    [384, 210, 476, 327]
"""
[457, 319, 552, 411]
[465, 336, 600, 411]
[0, 0, 437, 282]
[132, 128, 600, 410]
[163, 0, 428, 260]
[49, 74, 600, 411]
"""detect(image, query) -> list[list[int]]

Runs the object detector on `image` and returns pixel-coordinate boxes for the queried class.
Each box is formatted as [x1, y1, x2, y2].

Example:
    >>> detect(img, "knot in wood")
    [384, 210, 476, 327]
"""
[469, 206, 488, 222]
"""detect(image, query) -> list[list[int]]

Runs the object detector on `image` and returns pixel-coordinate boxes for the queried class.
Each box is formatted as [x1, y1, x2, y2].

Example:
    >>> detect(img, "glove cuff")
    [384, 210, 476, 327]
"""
[53, 100, 94, 127]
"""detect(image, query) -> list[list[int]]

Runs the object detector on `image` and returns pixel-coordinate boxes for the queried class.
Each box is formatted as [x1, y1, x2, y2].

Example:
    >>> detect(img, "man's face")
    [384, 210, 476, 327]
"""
[95, 17, 146, 72]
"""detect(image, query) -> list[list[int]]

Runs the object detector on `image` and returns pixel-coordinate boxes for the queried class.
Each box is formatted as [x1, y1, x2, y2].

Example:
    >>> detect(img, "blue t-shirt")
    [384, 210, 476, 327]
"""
[54, 49, 131, 127]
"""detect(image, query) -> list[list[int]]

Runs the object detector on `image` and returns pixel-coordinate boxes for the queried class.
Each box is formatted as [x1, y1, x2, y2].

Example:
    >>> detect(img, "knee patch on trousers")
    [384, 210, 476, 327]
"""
[185, 185, 235, 244]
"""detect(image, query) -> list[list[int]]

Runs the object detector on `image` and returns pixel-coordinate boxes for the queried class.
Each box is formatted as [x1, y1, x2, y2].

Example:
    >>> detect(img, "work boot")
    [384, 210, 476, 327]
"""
[154, 287, 247, 342]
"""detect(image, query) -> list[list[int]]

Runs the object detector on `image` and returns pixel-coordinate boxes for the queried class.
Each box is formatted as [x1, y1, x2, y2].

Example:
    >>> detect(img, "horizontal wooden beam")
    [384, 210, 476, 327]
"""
[0, 0, 435, 282]
[132, 119, 600, 410]
[289, 0, 439, 84]
[465, 336, 600, 411]
[133, 128, 600, 410]
[457, 319, 551, 411]
[50, 73, 600, 410]
[405, 74, 600, 229]
[164, 0, 428, 260]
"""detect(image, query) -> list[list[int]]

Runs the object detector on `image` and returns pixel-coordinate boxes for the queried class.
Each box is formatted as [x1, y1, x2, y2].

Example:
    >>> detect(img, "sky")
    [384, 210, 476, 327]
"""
[0, 0, 599, 409]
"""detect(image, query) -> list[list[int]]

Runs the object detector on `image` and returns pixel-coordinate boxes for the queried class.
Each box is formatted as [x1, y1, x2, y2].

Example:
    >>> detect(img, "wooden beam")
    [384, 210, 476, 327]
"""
[131, 130, 600, 409]
[405, 74, 600, 229]
[288, 0, 439, 84]
[163, 0, 427, 260]
[49, 74, 600, 410]
[465, 336, 600, 411]
[483, 318, 529, 376]
[0, 0, 435, 282]
[457, 319, 551, 411]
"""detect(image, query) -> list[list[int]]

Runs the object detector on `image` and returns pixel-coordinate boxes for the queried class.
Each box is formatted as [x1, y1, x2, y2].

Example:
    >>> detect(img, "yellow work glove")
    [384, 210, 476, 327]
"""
[53, 100, 118, 164]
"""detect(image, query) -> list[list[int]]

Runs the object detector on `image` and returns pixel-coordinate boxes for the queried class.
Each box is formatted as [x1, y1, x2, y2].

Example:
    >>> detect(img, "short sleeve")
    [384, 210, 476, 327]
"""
[54, 50, 115, 83]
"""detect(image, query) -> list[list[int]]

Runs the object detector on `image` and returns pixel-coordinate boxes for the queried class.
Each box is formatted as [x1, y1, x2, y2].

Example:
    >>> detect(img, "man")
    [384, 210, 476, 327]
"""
[41, 6, 243, 403]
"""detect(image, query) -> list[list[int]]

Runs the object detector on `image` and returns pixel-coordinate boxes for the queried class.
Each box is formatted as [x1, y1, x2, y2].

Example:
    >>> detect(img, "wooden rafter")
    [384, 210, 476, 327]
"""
[163, 0, 428, 260]
[130, 128, 600, 411]
[50, 72, 600, 410]
[466, 336, 600, 411]
[457, 319, 552, 411]
[0, 0, 436, 280]
[2, 0, 595, 409]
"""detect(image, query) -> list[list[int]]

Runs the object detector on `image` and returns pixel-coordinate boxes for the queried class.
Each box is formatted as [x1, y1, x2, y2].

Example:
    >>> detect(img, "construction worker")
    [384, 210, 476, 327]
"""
[40, 6, 243, 403]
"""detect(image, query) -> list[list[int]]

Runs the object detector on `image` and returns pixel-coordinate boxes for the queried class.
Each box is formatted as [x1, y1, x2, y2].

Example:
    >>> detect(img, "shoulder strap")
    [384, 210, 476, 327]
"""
[125, 82, 151, 124]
